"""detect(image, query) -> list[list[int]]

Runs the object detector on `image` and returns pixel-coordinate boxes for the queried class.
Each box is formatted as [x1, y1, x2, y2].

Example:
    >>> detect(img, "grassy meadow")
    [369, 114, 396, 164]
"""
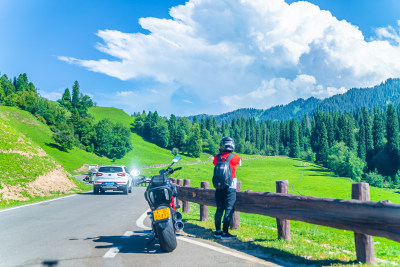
[142, 157, 400, 265]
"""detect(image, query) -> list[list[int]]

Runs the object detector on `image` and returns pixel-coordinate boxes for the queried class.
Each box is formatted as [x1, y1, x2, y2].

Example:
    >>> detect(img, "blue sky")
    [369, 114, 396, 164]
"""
[1, 0, 400, 116]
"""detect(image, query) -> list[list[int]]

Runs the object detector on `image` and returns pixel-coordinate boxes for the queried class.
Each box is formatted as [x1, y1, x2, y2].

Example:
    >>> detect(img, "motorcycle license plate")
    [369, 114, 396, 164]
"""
[153, 208, 170, 221]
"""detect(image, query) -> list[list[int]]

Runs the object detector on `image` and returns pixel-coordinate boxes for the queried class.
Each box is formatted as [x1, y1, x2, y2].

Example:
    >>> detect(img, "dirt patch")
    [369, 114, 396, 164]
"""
[0, 148, 47, 158]
[72, 164, 89, 174]
[27, 166, 77, 196]
[0, 184, 29, 201]
[0, 111, 9, 121]
[0, 166, 77, 202]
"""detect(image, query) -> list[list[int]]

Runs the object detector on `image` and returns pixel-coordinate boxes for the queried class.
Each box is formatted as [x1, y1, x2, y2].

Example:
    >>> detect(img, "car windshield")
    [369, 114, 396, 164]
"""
[98, 167, 123, 173]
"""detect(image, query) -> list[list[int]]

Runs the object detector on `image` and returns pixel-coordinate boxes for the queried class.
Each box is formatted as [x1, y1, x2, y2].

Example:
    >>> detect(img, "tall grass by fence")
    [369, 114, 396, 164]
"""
[170, 178, 400, 265]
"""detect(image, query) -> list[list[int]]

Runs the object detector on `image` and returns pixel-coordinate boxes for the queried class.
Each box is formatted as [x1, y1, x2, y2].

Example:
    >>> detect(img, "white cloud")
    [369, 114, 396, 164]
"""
[183, 99, 193, 104]
[116, 90, 134, 96]
[60, 0, 400, 114]
[38, 90, 62, 101]
[375, 20, 400, 45]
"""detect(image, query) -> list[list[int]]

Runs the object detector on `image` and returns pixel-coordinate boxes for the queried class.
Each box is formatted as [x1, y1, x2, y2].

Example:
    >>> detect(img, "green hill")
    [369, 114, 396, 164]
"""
[0, 109, 88, 208]
[88, 107, 212, 168]
[0, 106, 208, 174]
[0, 106, 113, 172]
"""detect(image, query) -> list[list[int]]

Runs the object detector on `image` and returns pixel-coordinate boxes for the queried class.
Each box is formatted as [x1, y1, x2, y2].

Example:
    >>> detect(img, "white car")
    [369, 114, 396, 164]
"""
[93, 165, 133, 195]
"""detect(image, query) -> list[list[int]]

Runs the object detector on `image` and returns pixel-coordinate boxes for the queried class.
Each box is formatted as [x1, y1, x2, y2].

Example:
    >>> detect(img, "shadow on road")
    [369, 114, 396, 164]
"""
[182, 221, 355, 267]
[89, 230, 164, 254]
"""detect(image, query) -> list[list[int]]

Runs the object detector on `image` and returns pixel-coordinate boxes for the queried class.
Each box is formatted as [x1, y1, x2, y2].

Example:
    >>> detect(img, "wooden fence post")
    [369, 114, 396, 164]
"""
[183, 179, 190, 213]
[276, 180, 291, 241]
[352, 183, 375, 265]
[177, 179, 183, 208]
[230, 181, 241, 229]
[200, 181, 209, 221]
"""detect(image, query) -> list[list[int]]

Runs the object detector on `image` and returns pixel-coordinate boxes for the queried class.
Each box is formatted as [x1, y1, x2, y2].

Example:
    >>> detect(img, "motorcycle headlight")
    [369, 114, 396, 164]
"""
[149, 191, 154, 204]
[131, 169, 140, 176]
[164, 188, 169, 200]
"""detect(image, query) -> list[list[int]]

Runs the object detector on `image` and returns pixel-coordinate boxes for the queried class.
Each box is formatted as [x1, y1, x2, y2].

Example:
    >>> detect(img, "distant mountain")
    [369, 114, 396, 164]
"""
[189, 78, 400, 123]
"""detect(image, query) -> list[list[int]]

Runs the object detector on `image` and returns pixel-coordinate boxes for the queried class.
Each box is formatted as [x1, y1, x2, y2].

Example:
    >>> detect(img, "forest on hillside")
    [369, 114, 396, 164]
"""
[191, 78, 400, 123]
[0, 73, 131, 160]
[133, 103, 400, 189]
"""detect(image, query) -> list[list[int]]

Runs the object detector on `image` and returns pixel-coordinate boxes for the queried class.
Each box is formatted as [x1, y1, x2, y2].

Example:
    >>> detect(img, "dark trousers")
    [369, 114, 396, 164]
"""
[214, 188, 236, 233]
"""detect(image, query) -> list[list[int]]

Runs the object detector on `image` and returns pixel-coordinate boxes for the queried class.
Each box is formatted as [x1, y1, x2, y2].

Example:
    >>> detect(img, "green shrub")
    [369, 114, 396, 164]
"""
[300, 148, 316, 162]
[363, 171, 385, 188]
[327, 142, 365, 181]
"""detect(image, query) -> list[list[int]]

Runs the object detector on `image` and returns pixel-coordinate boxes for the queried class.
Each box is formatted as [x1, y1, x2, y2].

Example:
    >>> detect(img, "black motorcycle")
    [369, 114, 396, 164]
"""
[137, 156, 184, 252]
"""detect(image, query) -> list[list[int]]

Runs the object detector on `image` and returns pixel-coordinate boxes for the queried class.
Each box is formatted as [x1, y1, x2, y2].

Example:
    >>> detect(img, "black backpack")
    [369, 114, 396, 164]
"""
[212, 153, 234, 190]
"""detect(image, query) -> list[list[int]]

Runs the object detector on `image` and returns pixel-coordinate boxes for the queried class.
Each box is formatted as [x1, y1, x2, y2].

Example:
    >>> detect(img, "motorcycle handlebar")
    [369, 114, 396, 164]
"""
[136, 177, 151, 185]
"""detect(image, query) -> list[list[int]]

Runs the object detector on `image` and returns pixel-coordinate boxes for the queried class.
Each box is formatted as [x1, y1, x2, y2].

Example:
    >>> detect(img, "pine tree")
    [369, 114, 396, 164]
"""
[344, 115, 356, 151]
[186, 124, 202, 157]
[363, 107, 374, 170]
[60, 88, 72, 109]
[168, 114, 177, 147]
[357, 117, 366, 161]
[318, 122, 329, 165]
[373, 106, 385, 153]
[71, 81, 80, 109]
[289, 119, 300, 158]
[386, 104, 399, 176]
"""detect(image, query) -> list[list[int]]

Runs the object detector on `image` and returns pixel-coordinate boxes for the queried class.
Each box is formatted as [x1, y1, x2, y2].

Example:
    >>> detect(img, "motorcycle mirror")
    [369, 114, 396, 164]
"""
[172, 156, 182, 163]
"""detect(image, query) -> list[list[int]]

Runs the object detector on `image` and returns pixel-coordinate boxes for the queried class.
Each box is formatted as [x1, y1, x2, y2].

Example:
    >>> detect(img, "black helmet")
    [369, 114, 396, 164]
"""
[220, 137, 235, 152]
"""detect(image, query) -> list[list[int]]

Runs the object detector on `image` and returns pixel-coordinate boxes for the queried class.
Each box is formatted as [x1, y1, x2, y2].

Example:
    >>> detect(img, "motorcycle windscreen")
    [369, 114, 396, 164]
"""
[148, 187, 173, 207]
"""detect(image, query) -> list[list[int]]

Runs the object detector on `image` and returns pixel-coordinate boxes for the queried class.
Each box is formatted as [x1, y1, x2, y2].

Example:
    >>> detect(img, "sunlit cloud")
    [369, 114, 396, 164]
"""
[60, 0, 400, 114]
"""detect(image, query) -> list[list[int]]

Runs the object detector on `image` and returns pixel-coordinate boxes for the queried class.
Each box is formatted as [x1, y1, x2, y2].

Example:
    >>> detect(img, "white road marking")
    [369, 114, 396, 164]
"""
[136, 209, 151, 230]
[121, 231, 134, 239]
[103, 246, 122, 258]
[0, 194, 81, 213]
[102, 231, 134, 258]
[136, 210, 274, 266]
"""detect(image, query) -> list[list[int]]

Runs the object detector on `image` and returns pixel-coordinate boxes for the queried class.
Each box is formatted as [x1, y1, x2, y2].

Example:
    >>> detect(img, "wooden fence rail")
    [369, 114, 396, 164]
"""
[172, 179, 400, 264]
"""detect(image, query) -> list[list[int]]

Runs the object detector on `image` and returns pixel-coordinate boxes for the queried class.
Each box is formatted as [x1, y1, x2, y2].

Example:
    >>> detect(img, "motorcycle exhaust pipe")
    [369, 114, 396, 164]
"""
[173, 211, 182, 221]
[174, 220, 184, 231]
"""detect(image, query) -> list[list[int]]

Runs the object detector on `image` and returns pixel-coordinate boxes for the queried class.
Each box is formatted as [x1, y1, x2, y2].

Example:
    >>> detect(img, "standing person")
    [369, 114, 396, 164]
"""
[212, 137, 241, 239]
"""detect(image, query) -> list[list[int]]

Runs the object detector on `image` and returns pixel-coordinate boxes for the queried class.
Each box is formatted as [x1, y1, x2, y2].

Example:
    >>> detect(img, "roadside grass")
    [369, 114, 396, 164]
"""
[0, 180, 92, 209]
[0, 107, 94, 209]
[142, 157, 400, 265]
[0, 154, 56, 185]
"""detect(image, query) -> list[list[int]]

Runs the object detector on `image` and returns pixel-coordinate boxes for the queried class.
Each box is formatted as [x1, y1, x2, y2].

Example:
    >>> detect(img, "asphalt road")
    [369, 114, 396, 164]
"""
[0, 187, 277, 267]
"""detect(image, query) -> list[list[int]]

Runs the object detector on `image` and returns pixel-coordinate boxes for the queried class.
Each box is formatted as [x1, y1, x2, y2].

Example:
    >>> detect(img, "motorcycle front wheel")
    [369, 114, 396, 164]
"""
[155, 218, 177, 252]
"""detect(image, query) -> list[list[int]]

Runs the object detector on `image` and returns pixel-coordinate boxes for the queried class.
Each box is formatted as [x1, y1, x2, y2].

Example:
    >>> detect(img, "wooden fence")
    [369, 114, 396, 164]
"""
[169, 178, 400, 265]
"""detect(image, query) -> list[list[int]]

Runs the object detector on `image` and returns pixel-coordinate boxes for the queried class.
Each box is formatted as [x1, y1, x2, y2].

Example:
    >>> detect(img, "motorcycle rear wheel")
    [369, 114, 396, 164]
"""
[155, 218, 177, 252]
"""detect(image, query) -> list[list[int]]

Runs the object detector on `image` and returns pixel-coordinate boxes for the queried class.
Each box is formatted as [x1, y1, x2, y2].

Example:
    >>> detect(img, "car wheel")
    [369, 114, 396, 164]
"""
[123, 186, 128, 195]
[93, 187, 99, 195]
[99, 189, 105, 194]
[128, 184, 132, 193]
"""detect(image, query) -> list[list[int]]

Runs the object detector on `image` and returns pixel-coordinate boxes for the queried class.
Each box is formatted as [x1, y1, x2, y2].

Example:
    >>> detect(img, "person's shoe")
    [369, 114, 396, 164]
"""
[214, 230, 222, 238]
[221, 232, 237, 240]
